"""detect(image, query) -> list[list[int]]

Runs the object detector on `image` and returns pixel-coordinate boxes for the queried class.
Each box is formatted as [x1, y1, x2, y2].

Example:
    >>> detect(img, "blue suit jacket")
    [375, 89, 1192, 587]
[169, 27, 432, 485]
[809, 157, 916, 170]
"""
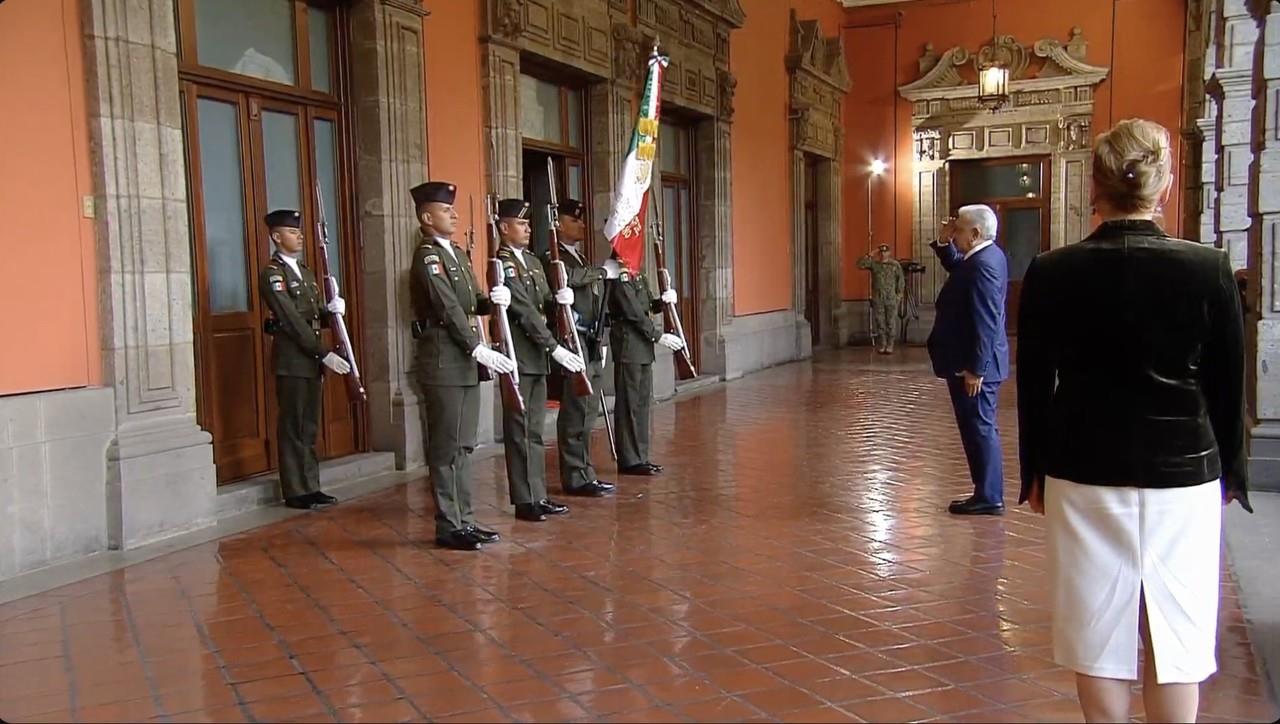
[926, 241, 1010, 382]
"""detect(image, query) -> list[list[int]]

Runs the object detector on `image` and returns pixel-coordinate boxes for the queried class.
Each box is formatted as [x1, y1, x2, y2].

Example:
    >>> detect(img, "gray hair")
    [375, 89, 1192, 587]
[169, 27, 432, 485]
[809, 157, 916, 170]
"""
[957, 204, 998, 241]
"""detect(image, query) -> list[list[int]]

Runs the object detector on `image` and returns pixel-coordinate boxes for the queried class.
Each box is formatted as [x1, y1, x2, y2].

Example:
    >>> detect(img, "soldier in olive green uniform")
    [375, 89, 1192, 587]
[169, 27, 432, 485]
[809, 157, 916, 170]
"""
[493, 198, 584, 522]
[858, 243, 906, 354]
[540, 199, 617, 498]
[606, 255, 683, 476]
[258, 209, 350, 510]
[409, 182, 517, 551]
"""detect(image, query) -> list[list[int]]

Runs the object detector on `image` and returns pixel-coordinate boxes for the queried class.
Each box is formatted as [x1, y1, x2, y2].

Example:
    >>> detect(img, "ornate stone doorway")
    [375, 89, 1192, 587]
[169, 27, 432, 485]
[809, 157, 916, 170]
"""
[897, 29, 1109, 309]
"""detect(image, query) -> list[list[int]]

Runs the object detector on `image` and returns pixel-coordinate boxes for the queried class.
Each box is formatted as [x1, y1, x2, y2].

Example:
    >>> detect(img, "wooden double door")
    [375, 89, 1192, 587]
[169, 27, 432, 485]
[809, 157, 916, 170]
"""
[184, 85, 363, 483]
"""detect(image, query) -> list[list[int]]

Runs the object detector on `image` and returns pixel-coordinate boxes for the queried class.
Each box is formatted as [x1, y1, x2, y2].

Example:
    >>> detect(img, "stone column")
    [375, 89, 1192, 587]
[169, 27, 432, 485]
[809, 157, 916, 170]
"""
[348, 0, 431, 469]
[695, 116, 733, 378]
[1212, 0, 1257, 269]
[83, 0, 216, 548]
[790, 148, 810, 356]
[482, 41, 522, 199]
[1246, 0, 1280, 491]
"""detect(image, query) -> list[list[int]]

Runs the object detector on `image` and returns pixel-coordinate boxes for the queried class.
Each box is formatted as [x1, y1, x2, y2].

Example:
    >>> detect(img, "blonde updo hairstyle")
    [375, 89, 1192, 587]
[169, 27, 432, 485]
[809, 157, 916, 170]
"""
[1091, 119, 1173, 215]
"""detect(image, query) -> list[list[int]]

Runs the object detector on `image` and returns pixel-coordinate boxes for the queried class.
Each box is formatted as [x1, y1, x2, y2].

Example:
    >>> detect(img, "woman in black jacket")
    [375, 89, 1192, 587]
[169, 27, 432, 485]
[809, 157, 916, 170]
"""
[1017, 118, 1252, 723]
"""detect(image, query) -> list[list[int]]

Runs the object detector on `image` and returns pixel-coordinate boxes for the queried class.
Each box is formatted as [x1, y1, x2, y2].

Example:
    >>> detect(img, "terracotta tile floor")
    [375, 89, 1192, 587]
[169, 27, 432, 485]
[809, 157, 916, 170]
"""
[1, 348, 1275, 723]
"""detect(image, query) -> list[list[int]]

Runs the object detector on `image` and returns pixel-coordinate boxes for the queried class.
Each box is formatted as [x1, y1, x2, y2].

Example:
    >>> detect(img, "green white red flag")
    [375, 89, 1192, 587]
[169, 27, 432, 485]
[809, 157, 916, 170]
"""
[603, 44, 668, 271]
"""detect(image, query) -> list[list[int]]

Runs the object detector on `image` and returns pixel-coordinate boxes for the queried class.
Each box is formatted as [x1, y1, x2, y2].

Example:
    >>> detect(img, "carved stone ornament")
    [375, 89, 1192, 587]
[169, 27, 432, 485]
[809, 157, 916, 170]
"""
[612, 22, 647, 85]
[785, 10, 852, 93]
[899, 27, 1109, 103]
[914, 128, 942, 161]
[718, 68, 737, 120]
[1058, 115, 1091, 151]
[494, 0, 526, 40]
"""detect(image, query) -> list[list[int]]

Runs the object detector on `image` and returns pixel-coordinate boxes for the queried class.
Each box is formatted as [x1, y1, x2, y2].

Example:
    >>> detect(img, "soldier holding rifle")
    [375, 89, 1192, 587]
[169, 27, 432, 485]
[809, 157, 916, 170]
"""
[542, 197, 618, 497]
[258, 209, 351, 510]
[409, 181, 515, 551]
[492, 198, 585, 521]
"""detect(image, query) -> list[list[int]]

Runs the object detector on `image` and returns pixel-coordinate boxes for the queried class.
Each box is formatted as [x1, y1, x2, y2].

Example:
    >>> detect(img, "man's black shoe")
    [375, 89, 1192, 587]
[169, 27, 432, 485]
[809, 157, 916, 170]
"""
[565, 480, 615, 497]
[515, 503, 547, 522]
[436, 530, 482, 550]
[948, 497, 1005, 516]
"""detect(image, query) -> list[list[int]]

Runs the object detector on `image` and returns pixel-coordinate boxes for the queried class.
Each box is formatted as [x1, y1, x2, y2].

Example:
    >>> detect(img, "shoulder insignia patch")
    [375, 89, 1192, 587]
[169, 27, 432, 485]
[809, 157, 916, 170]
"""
[269, 275, 285, 292]
[423, 253, 440, 263]
[427, 261, 443, 276]
[503, 262, 517, 279]
[619, 271, 630, 282]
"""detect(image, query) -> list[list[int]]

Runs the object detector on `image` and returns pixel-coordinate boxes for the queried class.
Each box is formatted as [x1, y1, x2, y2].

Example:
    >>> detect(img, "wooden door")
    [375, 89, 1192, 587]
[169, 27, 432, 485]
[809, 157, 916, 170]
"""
[185, 85, 358, 482]
[658, 123, 700, 370]
[804, 156, 821, 346]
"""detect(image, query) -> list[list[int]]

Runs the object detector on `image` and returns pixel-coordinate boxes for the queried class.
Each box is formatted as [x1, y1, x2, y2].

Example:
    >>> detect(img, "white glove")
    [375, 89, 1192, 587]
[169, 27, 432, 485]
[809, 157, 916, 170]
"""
[326, 295, 346, 316]
[551, 345, 586, 373]
[555, 287, 575, 306]
[322, 352, 352, 375]
[489, 286, 511, 307]
[473, 345, 516, 375]
[658, 333, 684, 352]
[661, 289, 678, 305]
[602, 259, 621, 280]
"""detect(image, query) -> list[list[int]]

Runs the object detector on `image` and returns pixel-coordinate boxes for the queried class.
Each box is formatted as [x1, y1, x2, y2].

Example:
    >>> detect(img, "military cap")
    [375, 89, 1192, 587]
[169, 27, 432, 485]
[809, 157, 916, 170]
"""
[558, 198, 586, 220]
[264, 209, 302, 229]
[410, 181, 456, 208]
[497, 198, 530, 220]
[877, 244, 890, 253]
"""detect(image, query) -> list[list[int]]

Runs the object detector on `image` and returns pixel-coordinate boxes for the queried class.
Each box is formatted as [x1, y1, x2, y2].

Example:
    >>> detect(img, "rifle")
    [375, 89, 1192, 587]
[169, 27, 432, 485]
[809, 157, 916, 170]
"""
[647, 186, 696, 380]
[484, 193, 525, 414]
[466, 196, 493, 383]
[313, 182, 366, 403]
[544, 157, 593, 397]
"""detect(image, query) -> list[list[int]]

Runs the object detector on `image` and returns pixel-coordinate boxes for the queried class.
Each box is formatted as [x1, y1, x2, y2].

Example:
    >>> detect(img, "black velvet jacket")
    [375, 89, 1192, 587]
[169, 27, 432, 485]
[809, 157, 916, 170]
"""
[1016, 219, 1251, 512]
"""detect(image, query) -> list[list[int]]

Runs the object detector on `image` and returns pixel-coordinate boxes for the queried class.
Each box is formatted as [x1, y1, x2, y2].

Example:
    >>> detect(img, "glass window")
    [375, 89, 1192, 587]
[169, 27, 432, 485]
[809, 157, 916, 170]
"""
[308, 8, 333, 93]
[659, 132, 679, 174]
[261, 110, 301, 215]
[567, 163, 584, 205]
[196, 98, 250, 313]
[519, 74, 563, 144]
[567, 89, 583, 149]
[194, 0, 296, 85]
[953, 160, 1041, 203]
[678, 187, 694, 298]
[314, 118, 342, 282]
[662, 185, 679, 271]
[1003, 208, 1042, 282]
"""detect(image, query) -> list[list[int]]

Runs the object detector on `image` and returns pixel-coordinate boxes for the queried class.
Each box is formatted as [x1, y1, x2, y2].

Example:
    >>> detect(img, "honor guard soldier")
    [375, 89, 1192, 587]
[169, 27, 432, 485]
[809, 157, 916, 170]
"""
[605, 253, 682, 476]
[541, 199, 617, 498]
[858, 243, 906, 354]
[410, 181, 516, 551]
[494, 198, 586, 521]
[258, 209, 350, 510]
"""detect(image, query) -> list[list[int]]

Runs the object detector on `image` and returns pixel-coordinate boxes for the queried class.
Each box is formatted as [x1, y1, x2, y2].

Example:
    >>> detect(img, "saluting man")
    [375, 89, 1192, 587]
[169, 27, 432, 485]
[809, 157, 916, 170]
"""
[606, 253, 683, 476]
[494, 198, 585, 521]
[410, 181, 516, 551]
[258, 209, 350, 510]
[541, 198, 617, 498]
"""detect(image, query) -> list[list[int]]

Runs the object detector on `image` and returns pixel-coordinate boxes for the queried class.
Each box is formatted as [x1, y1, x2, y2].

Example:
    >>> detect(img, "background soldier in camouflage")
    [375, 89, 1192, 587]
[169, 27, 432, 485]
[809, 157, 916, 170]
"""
[606, 253, 683, 476]
[859, 243, 906, 354]
[494, 198, 584, 522]
[541, 199, 617, 498]
[409, 181, 516, 551]
[258, 209, 350, 511]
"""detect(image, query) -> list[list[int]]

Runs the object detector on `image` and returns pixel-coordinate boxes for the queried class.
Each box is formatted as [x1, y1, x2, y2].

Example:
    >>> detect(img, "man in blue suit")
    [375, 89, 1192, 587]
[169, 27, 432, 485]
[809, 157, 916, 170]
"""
[927, 205, 1010, 515]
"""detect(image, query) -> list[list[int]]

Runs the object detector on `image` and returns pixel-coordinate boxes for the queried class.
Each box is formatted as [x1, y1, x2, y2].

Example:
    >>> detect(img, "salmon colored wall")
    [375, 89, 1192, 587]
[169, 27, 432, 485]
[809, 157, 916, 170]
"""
[0, 0, 99, 395]
[422, 0, 490, 278]
[841, 0, 1187, 300]
[731, 0, 846, 316]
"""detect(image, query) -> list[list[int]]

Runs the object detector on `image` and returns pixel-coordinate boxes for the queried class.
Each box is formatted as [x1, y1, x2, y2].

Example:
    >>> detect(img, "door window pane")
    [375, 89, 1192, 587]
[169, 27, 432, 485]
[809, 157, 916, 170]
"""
[567, 89, 584, 149]
[196, 97, 250, 313]
[194, 0, 296, 85]
[679, 187, 694, 298]
[662, 185, 679, 276]
[660, 133, 679, 174]
[1003, 208, 1042, 282]
[953, 160, 1041, 203]
[314, 118, 342, 282]
[308, 8, 333, 93]
[519, 75, 563, 144]
[262, 110, 301, 215]
[567, 163, 584, 205]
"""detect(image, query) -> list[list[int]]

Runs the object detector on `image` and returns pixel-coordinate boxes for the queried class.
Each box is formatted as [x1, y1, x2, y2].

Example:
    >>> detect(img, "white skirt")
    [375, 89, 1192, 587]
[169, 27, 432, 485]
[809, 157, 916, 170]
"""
[1045, 476, 1222, 684]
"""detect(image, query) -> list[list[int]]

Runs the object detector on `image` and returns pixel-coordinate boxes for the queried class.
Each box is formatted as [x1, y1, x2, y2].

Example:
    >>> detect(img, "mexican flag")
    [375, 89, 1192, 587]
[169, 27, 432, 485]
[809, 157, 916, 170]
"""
[603, 44, 668, 271]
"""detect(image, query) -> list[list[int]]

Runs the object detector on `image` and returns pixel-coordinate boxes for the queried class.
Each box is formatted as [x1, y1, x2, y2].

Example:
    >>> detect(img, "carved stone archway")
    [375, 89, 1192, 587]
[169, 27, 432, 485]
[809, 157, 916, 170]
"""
[786, 10, 850, 352]
[898, 28, 1109, 306]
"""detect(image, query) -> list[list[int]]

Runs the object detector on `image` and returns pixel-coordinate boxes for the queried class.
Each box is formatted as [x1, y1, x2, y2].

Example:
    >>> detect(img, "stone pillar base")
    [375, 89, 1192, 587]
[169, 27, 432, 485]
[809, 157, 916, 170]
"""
[1249, 422, 1280, 493]
[721, 310, 808, 380]
[106, 415, 214, 550]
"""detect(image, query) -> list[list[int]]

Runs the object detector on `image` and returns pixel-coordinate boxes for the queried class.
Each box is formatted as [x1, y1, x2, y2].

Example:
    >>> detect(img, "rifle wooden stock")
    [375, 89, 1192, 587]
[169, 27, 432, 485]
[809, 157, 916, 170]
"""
[313, 183, 366, 403]
[647, 190, 696, 381]
[467, 195, 493, 383]
[545, 158, 593, 397]
[484, 194, 525, 414]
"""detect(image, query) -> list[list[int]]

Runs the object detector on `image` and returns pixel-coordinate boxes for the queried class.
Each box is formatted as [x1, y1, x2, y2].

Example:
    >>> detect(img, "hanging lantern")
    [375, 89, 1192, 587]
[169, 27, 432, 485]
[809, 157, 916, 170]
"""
[978, 63, 1010, 111]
